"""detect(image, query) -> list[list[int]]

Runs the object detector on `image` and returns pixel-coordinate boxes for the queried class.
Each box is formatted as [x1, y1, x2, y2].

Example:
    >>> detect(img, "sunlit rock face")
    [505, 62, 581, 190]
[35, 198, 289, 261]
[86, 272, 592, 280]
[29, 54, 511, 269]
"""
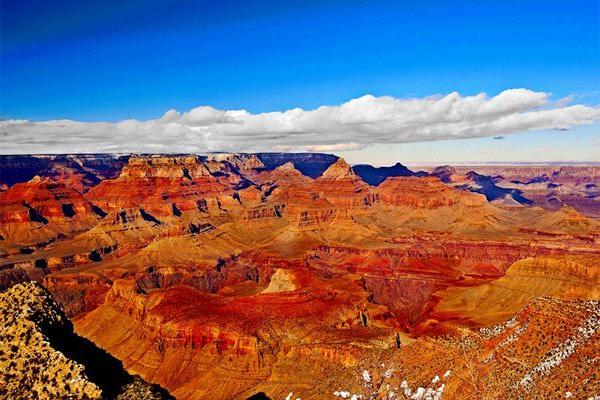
[1, 154, 599, 399]
[0, 281, 173, 400]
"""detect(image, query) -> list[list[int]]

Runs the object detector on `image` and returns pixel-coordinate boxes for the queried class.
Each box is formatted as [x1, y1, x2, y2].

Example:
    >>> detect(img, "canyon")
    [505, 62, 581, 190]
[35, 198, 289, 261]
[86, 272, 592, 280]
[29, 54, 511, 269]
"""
[0, 153, 598, 399]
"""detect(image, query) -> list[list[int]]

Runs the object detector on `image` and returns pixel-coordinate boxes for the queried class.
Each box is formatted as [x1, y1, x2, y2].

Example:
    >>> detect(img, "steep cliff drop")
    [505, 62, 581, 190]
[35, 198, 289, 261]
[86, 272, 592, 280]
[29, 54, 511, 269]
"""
[0, 282, 174, 400]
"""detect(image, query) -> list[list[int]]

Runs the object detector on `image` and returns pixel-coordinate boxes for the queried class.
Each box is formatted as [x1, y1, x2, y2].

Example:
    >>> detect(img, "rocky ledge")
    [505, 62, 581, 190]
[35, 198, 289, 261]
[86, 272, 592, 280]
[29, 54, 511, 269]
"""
[0, 282, 174, 400]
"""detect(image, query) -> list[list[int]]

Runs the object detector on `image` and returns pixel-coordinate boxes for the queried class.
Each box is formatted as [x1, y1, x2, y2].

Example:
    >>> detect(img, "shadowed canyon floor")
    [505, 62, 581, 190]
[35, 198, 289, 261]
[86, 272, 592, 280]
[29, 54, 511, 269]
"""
[0, 153, 599, 399]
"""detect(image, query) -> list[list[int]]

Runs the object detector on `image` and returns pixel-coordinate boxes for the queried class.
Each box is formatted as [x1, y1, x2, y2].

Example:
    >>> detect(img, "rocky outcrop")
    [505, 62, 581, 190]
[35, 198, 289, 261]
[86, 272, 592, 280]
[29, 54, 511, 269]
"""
[0, 282, 173, 400]
[0, 176, 96, 223]
[0, 262, 50, 291]
[0, 176, 100, 251]
[0, 282, 103, 400]
[327, 297, 600, 400]
[318, 158, 357, 180]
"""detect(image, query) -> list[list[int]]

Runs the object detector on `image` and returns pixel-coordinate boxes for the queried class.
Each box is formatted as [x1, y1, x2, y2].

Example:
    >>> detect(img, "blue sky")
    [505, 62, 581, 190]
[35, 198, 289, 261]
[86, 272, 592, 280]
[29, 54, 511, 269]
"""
[1, 0, 599, 162]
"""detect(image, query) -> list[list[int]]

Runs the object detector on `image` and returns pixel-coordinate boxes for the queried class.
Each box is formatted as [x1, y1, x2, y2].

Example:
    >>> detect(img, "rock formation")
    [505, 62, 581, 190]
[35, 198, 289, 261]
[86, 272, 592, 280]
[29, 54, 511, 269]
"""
[0, 154, 598, 399]
[423, 163, 600, 218]
[0, 282, 173, 400]
[318, 158, 358, 180]
[353, 162, 422, 186]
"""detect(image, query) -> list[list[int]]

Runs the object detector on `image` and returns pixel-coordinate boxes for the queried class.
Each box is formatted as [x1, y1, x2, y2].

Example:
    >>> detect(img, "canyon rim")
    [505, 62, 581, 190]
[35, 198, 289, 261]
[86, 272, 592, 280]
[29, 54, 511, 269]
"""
[1, 1, 599, 399]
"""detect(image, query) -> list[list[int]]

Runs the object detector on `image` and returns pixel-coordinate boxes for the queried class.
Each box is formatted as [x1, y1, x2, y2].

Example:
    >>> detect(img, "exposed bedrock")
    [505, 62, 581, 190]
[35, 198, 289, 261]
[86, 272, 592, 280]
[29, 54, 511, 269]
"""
[0, 282, 173, 400]
[1, 154, 599, 399]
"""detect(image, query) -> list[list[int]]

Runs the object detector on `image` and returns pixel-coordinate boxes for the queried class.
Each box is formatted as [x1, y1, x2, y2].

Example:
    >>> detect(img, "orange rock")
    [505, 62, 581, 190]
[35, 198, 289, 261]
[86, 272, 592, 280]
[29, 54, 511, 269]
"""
[1, 155, 598, 400]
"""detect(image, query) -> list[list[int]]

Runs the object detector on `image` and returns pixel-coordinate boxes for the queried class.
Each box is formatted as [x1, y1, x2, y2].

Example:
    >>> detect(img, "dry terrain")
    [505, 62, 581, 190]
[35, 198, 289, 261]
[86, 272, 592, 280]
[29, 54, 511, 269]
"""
[0, 153, 598, 399]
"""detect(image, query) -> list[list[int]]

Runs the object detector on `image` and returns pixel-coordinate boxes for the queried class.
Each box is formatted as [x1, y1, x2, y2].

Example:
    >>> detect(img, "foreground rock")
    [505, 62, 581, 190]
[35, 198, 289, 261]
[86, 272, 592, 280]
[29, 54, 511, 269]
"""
[0, 282, 173, 400]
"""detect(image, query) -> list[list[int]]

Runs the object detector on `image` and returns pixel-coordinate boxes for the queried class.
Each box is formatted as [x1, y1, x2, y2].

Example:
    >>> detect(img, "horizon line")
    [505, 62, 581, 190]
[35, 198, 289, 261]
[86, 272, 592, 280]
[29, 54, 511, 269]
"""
[0, 152, 598, 166]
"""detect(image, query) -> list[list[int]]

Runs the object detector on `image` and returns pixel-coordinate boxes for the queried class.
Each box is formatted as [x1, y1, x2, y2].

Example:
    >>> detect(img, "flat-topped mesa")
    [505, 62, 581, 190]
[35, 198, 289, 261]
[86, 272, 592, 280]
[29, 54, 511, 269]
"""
[377, 176, 472, 208]
[85, 156, 236, 216]
[318, 158, 358, 180]
[119, 156, 211, 179]
[206, 153, 265, 170]
[119, 155, 253, 188]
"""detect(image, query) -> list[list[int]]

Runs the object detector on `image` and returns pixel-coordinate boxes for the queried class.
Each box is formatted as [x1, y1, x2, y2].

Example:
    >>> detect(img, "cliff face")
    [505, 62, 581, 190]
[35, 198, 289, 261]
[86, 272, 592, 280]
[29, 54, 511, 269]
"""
[83, 156, 230, 216]
[0, 176, 95, 223]
[0, 282, 173, 400]
[427, 254, 600, 329]
[1, 154, 599, 399]
[0, 282, 103, 399]
[0, 176, 101, 259]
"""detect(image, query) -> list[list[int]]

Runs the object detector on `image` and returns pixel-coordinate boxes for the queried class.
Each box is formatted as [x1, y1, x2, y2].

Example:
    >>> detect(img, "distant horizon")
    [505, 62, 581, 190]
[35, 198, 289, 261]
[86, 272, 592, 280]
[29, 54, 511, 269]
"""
[1, 152, 598, 168]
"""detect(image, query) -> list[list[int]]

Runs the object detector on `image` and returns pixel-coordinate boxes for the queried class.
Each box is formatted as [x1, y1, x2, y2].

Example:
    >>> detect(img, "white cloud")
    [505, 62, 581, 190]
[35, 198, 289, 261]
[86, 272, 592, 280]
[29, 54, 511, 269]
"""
[1, 88, 599, 154]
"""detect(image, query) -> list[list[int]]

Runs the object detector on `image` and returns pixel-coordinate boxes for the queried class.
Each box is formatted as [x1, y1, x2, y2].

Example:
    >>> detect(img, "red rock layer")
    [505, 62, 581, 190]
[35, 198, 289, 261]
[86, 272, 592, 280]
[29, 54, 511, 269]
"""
[378, 176, 468, 208]
[0, 176, 94, 223]
[1, 155, 598, 399]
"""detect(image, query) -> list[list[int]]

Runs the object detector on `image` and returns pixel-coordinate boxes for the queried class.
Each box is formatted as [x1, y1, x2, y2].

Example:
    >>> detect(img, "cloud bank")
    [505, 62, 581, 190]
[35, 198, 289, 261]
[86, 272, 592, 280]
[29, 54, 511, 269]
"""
[2, 89, 599, 154]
